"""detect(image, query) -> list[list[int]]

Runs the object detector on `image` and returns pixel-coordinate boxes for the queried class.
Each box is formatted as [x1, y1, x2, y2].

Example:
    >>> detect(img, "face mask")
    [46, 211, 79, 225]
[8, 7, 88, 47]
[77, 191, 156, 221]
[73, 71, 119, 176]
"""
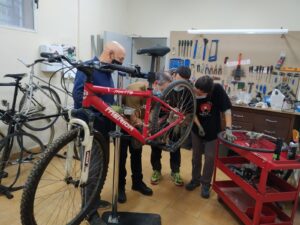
[153, 89, 162, 97]
[112, 59, 122, 65]
[196, 94, 207, 99]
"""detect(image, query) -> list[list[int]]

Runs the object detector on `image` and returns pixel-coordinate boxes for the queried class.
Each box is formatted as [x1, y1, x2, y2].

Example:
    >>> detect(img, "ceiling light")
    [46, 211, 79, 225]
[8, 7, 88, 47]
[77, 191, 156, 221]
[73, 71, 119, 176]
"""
[187, 29, 288, 35]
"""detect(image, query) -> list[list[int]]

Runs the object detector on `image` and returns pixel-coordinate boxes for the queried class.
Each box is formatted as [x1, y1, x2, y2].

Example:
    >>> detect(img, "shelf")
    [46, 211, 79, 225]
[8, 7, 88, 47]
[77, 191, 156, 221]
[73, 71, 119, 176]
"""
[217, 156, 298, 202]
[213, 181, 293, 225]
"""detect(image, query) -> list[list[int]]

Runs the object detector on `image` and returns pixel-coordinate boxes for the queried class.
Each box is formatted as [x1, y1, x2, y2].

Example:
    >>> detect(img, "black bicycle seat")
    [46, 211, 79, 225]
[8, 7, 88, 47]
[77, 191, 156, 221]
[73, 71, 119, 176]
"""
[4, 73, 26, 80]
[137, 47, 170, 57]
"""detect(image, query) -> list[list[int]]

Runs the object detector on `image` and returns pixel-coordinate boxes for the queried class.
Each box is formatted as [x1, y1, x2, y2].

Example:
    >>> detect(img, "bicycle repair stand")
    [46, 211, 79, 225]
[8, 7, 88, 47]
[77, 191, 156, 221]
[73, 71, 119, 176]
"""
[102, 53, 162, 225]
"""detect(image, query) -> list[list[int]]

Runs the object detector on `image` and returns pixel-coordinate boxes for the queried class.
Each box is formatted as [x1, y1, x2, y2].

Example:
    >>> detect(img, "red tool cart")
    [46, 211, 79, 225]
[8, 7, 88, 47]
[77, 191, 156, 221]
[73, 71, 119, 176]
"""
[213, 131, 300, 225]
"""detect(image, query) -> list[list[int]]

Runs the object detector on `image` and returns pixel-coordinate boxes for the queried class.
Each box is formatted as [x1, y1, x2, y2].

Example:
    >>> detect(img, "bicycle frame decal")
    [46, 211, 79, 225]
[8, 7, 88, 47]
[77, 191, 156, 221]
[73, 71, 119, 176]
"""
[104, 107, 134, 132]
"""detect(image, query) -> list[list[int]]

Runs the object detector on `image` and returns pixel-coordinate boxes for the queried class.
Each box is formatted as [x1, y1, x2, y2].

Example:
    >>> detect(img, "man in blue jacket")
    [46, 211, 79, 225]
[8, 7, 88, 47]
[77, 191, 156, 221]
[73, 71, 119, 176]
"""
[73, 41, 125, 225]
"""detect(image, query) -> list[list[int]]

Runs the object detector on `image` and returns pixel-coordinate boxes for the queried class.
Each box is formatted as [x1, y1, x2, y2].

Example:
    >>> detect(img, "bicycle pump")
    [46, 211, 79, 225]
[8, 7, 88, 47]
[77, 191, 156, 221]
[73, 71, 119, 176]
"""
[103, 48, 164, 225]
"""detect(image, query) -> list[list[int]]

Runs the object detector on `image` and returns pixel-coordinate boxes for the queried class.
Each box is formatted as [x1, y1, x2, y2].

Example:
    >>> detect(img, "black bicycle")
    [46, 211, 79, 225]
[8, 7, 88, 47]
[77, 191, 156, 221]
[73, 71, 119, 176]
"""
[0, 74, 55, 199]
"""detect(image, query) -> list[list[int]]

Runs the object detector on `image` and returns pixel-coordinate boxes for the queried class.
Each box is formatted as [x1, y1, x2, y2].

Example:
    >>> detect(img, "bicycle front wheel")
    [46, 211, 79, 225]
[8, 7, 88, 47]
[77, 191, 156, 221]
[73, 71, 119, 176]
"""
[19, 85, 61, 131]
[20, 128, 109, 225]
[152, 80, 196, 151]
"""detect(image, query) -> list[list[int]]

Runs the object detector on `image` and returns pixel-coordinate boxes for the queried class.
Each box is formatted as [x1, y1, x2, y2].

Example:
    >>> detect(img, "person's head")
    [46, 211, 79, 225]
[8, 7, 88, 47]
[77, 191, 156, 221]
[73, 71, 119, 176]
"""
[153, 71, 172, 93]
[194, 75, 214, 97]
[100, 41, 126, 65]
[172, 66, 191, 81]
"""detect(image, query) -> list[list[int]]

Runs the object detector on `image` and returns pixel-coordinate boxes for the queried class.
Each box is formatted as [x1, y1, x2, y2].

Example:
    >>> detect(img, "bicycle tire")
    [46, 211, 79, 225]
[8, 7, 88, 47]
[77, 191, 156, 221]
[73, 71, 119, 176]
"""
[19, 85, 61, 131]
[0, 131, 45, 189]
[20, 128, 109, 225]
[151, 80, 196, 152]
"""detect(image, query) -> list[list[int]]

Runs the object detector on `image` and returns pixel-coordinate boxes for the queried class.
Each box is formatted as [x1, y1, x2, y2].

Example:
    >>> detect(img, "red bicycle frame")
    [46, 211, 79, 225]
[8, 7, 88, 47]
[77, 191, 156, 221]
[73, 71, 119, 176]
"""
[82, 82, 185, 144]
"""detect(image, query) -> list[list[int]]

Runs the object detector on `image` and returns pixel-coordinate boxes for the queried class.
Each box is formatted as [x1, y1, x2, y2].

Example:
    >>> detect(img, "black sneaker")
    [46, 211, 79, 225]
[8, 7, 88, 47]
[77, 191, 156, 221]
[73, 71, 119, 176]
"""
[89, 213, 106, 225]
[185, 180, 200, 191]
[118, 189, 127, 203]
[201, 185, 210, 199]
[132, 181, 153, 196]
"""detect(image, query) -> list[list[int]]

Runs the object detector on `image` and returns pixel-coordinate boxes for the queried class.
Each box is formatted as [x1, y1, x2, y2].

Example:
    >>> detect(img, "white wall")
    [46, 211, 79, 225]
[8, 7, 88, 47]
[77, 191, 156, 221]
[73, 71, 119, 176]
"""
[127, 0, 300, 37]
[0, 0, 128, 140]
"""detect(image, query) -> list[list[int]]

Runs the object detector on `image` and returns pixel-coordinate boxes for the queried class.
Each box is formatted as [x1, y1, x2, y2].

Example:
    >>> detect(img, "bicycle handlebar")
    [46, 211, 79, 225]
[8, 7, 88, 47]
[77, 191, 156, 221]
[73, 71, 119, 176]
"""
[39, 52, 148, 79]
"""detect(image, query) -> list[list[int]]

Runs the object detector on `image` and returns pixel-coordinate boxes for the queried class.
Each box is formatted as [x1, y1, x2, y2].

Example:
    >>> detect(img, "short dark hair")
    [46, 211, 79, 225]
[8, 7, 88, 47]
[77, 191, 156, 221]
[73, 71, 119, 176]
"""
[155, 71, 172, 85]
[195, 75, 214, 93]
[175, 66, 191, 80]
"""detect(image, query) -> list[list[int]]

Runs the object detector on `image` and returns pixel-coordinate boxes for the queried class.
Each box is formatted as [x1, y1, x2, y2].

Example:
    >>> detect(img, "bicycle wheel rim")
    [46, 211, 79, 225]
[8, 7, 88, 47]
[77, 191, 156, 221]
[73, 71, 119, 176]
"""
[218, 130, 277, 153]
[21, 128, 108, 225]
[152, 80, 196, 151]
[19, 85, 61, 131]
[20, 113, 55, 148]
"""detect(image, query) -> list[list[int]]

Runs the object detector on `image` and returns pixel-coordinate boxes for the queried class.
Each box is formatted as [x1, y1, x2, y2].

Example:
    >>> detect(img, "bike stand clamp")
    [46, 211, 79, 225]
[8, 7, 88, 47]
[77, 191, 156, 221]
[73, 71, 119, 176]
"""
[102, 70, 161, 225]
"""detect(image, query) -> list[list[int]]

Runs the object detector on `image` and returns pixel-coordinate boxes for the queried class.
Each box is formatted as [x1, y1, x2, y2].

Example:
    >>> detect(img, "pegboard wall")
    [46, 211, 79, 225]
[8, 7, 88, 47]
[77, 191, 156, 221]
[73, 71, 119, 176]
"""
[169, 31, 300, 100]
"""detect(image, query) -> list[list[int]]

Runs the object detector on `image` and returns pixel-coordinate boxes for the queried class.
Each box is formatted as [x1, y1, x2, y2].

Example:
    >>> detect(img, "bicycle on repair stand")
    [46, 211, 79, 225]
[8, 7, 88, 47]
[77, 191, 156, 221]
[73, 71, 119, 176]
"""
[20, 47, 196, 225]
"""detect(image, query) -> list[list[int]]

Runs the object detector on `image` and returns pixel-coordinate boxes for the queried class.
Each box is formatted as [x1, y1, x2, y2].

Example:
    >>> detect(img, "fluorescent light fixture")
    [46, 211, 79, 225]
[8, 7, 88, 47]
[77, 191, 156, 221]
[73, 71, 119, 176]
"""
[187, 29, 288, 35]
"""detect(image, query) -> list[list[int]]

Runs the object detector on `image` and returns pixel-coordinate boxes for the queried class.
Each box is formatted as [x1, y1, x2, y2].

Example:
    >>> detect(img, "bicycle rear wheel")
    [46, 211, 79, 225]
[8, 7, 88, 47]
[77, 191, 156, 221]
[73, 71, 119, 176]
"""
[19, 85, 61, 131]
[152, 80, 196, 151]
[21, 128, 109, 225]
[0, 132, 44, 189]
[21, 113, 55, 148]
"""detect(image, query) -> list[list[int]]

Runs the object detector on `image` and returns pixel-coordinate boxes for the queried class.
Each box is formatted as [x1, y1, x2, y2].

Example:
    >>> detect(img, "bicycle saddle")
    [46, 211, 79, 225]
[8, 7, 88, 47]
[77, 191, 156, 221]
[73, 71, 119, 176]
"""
[4, 73, 26, 80]
[137, 46, 170, 57]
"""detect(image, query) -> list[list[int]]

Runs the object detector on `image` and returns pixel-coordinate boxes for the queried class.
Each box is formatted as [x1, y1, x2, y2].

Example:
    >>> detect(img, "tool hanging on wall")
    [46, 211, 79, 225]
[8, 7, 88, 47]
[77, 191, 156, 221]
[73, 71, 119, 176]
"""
[248, 82, 254, 94]
[202, 38, 209, 61]
[232, 53, 245, 81]
[193, 40, 198, 59]
[275, 53, 286, 70]
[208, 39, 219, 62]
[189, 40, 193, 58]
[218, 65, 222, 75]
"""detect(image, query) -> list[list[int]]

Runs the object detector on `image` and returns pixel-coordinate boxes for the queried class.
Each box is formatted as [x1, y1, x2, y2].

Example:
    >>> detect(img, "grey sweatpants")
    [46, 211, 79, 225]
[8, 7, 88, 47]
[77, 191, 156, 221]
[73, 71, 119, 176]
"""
[191, 131, 216, 187]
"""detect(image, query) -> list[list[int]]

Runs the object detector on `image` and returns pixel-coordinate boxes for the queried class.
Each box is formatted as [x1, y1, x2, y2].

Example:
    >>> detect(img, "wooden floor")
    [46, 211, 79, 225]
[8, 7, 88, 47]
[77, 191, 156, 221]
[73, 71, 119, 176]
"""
[0, 144, 299, 225]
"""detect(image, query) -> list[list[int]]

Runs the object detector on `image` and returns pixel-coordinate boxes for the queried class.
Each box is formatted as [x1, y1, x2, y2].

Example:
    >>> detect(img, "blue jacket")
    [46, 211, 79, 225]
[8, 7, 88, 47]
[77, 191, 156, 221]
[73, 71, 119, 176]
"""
[72, 57, 115, 109]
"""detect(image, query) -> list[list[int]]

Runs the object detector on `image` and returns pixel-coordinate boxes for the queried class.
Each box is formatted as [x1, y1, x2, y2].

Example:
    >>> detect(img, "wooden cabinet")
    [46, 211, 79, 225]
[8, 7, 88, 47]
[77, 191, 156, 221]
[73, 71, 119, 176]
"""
[231, 105, 300, 142]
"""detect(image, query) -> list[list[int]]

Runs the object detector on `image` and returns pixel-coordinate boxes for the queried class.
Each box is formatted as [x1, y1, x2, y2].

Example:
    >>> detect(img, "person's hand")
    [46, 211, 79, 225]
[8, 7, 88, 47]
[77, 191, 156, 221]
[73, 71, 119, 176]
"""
[198, 124, 205, 137]
[224, 127, 237, 142]
[111, 105, 122, 114]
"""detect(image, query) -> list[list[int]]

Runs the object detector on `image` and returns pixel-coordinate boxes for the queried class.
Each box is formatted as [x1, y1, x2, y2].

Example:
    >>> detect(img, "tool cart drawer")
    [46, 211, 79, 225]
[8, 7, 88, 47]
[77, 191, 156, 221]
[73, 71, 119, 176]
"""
[254, 115, 290, 139]
[232, 110, 255, 122]
[232, 121, 253, 131]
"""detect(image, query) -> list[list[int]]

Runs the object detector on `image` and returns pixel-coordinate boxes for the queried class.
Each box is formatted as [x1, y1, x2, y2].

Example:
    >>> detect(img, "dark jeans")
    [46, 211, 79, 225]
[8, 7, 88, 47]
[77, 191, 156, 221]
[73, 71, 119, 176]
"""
[119, 135, 143, 190]
[150, 146, 181, 173]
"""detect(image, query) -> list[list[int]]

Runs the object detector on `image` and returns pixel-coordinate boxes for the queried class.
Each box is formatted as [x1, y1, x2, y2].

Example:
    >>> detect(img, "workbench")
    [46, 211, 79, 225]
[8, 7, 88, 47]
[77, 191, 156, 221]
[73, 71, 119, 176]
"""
[213, 134, 300, 225]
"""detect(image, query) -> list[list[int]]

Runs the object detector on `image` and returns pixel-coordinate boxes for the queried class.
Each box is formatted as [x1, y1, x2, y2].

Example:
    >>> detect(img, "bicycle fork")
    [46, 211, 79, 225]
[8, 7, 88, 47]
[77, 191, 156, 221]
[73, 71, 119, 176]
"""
[67, 118, 93, 186]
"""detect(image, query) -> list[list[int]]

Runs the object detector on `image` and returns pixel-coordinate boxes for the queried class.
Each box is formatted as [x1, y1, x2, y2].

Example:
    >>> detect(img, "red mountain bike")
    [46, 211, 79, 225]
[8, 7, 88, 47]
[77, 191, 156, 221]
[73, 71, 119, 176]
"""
[20, 49, 196, 225]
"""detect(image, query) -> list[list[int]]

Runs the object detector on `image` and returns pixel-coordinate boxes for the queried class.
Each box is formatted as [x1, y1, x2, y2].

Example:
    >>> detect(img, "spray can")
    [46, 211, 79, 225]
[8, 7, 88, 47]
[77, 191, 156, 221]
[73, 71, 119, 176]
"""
[273, 138, 283, 160]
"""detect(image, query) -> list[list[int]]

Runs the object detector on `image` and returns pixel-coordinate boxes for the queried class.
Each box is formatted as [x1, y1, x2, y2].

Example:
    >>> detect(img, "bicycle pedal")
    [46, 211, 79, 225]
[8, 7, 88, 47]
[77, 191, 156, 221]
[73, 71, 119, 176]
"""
[0, 171, 8, 179]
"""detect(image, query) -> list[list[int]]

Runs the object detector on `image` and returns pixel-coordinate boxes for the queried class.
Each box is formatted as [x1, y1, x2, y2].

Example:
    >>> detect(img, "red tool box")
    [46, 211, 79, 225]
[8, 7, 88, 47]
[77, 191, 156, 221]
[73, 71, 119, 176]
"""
[213, 133, 300, 225]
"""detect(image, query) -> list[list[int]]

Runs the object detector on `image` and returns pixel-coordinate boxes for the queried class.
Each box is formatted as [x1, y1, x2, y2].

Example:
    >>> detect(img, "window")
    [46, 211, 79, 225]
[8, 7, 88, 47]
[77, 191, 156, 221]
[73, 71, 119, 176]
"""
[0, 0, 35, 30]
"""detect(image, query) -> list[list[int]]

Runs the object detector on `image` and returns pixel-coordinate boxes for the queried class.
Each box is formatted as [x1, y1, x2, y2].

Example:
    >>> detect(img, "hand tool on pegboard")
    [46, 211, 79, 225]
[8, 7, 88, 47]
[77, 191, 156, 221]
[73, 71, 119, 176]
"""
[182, 40, 186, 57]
[213, 65, 218, 74]
[208, 39, 219, 62]
[189, 40, 193, 58]
[232, 53, 245, 81]
[205, 64, 210, 74]
[196, 64, 200, 73]
[201, 63, 205, 74]
[248, 82, 254, 94]
[202, 38, 209, 61]
[275, 53, 286, 70]
[193, 40, 198, 59]
[218, 65, 222, 75]
[224, 56, 229, 64]
[186, 40, 189, 58]
[209, 65, 214, 74]
[178, 40, 181, 57]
